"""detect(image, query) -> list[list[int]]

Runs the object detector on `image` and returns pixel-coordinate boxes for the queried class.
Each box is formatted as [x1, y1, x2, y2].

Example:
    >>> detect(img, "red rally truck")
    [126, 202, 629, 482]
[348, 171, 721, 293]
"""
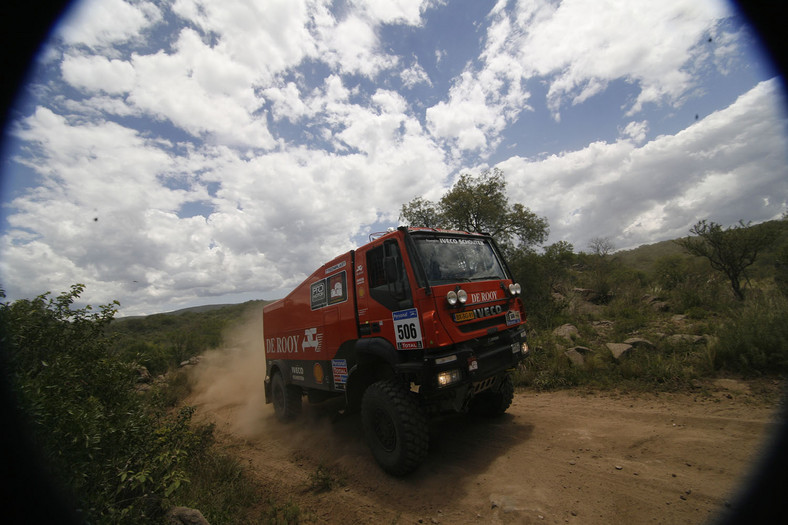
[263, 226, 529, 475]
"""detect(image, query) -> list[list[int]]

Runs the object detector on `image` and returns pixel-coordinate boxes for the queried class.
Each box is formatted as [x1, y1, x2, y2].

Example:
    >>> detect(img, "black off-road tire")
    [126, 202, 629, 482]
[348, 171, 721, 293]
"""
[469, 373, 514, 417]
[361, 379, 428, 476]
[272, 371, 302, 422]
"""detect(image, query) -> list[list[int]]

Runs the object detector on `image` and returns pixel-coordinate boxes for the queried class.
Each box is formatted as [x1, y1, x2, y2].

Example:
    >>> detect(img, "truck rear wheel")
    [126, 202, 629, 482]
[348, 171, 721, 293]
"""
[469, 373, 514, 417]
[272, 372, 302, 422]
[361, 379, 428, 476]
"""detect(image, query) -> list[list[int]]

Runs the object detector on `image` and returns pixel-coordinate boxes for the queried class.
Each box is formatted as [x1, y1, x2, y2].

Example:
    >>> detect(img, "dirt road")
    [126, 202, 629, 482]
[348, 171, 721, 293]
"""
[187, 341, 782, 524]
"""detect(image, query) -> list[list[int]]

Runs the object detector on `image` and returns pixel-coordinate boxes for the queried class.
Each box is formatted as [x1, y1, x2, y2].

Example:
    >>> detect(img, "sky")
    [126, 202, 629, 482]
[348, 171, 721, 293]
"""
[0, 0, 786, 316]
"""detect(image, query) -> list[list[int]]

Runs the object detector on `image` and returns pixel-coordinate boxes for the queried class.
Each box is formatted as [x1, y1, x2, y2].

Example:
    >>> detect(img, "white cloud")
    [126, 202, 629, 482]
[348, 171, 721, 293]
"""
[57, 0, 162, 49]
[427, 0, 738, 154]
[401, 61, 433, 88]
[350, 0, 430, 25]
[126, 28, 274, 148]
[172, 0, 319, 80]
[499, 79, 788, 251]
[61, 54, 136, 93]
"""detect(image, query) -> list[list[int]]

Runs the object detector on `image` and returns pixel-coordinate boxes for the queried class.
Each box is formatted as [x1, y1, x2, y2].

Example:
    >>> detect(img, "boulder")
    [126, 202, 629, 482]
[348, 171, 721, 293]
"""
[592, 320, 614, 335]
[565, 346, 593, 366]
[606, 343, 633, 360]
[666, 334, 705, 345]
[649, 301, 670, 312]
[135, 365, 152, 383]
[166, 506, 210, 525]
[553, 324, 579, 342]
[623, 337, 655, 349]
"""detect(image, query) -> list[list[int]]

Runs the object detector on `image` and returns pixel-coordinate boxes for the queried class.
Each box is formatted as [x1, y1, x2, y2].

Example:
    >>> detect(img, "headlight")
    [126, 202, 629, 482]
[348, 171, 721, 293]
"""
[512, 341, 529, 354]
[447, 291, 458, 305]
[437, 369, 462, 387]
[509, 283, 522, 296]
[457, 289, 467, 304]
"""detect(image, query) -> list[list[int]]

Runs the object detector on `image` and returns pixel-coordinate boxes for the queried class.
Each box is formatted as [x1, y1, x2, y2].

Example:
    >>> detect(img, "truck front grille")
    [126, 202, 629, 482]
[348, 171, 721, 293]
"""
[457, 314, 506, 333]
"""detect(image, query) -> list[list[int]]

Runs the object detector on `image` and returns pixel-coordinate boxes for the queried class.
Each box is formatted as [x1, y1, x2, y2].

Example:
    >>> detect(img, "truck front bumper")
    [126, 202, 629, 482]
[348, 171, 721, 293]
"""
[405, 327, 529, 398]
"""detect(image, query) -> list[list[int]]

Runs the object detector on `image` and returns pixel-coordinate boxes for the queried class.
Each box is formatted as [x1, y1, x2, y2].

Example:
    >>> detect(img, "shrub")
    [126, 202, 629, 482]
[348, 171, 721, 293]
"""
[0, 285, 199, 523]
[711, 293, 788, 375]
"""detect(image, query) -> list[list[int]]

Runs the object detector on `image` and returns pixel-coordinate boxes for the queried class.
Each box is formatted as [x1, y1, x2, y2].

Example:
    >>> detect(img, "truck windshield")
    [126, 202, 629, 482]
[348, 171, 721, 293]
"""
[412, 235, 508, 285]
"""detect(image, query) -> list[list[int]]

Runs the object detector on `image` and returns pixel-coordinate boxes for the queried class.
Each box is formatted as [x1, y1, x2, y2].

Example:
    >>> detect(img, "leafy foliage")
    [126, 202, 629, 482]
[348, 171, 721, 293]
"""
[0, 285, 209, 523]
[400, 168, 549, 252]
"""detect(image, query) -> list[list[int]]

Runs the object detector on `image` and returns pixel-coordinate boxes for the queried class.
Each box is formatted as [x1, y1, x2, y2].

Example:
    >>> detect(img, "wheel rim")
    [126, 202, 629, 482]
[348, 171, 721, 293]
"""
[372, 408, 397, 452]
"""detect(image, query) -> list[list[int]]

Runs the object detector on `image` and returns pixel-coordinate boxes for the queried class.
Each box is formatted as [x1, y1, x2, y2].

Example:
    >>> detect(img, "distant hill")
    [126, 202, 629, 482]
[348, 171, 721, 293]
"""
[117, 300, 274, 320]
[614, 219, 788, 277]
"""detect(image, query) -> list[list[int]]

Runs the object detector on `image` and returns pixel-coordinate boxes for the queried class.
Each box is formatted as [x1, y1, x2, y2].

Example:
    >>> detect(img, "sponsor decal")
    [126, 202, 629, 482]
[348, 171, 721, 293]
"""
[437, 238, 484, 245]
[506, 309, 522, 326]
[311, 271, 347, 309]
[302, 327, 322, 352]
[328, 272, 347, 305]
[325, 260, 346, 274]
[266, 328, 323, 354]
[453, 311, 476, 322]
[313, 362, 324, 384]
[310, 280, 326, 309]
[393, 308, 423, 350]
[292, 365, 304, 382]
[332, 359, 348, 390]
[469, 290, 499, 303]
[471, 304, 503, 319]
[356, 264, 363, 274]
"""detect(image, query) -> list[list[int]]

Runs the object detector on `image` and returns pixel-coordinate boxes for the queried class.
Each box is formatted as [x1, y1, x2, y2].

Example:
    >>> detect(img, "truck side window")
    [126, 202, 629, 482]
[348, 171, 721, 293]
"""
[367, 240, 413, 311]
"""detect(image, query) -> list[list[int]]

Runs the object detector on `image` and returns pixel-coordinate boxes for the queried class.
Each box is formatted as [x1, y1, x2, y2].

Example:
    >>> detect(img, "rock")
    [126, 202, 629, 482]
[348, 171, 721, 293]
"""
[553, 324, 579, 342]
[623, 337, 655, 349]
[564, 346, 593, 366]
[166, 506, 210, 525]
[666, 334, 705, 345]
[649, 301, 670, 312]
[135, 365, 152, 383]
[591, 320, 614, 335]
[179, 356, 202, 368]
[606, 343, 633, 359]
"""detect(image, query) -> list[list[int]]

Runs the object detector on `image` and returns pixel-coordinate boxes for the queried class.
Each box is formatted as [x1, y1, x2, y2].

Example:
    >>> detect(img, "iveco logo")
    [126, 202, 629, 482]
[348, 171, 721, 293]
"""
[472, 304, 503, 319]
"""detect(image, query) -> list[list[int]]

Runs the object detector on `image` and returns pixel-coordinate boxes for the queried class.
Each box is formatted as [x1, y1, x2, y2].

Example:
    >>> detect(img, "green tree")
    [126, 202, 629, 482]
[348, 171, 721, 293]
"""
[400, 168, 548, 252]
[676, 220, 779, 300]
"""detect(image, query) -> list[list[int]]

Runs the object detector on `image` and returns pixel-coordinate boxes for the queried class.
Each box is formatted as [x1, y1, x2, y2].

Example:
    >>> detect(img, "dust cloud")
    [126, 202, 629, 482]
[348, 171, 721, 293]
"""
[187, 305, 270, 437]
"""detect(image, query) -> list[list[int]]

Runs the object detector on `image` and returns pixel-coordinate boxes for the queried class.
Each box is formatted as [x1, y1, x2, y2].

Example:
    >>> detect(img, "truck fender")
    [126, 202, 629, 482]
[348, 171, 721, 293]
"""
[345, 338, 399, 412]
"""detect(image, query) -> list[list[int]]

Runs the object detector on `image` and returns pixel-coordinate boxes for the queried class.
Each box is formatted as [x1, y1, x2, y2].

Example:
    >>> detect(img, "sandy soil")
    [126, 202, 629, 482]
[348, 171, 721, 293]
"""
[184, 313, 783, 524]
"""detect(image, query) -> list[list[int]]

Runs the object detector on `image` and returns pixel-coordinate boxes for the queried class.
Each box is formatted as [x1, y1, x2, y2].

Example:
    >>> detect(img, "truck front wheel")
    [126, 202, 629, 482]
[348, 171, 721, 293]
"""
[272, 372, 302, 422]
[361, 379, 428, 476]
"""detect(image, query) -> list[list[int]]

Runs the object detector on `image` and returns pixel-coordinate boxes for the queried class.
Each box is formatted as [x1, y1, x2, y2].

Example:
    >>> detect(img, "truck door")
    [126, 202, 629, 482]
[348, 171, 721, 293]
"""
[356, 238, 417, 346]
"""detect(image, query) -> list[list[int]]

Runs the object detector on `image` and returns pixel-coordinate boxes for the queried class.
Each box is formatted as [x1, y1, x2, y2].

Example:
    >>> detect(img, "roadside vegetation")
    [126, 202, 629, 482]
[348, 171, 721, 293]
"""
[0, 287, 278, 524]
[2, 170, 786, 523]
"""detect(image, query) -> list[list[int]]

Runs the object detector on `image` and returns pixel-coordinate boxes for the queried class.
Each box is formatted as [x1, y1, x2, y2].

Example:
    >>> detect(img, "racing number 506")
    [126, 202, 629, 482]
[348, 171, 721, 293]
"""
[397, 323, 417, 340]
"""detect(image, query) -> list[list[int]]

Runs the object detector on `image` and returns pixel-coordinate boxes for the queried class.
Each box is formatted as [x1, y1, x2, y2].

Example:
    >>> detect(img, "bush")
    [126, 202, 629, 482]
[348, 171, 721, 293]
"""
[0, 285, 199, 523]
[712, 293, 788, 375]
